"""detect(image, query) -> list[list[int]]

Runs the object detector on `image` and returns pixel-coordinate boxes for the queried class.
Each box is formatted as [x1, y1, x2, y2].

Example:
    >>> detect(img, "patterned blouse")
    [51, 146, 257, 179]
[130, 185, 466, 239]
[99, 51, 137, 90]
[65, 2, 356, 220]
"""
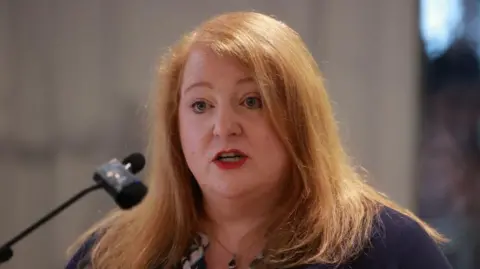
[180, 233, 264, 269]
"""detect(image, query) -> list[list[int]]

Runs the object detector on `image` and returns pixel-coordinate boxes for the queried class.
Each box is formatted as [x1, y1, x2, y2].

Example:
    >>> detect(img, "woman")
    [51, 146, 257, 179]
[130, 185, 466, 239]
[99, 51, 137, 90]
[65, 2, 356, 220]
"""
[66, 11, 452, 269]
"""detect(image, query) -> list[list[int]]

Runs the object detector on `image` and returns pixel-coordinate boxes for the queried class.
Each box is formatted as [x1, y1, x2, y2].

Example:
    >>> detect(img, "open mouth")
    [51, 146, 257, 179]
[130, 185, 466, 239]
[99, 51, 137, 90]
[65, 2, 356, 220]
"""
[213, 150, 248, 169]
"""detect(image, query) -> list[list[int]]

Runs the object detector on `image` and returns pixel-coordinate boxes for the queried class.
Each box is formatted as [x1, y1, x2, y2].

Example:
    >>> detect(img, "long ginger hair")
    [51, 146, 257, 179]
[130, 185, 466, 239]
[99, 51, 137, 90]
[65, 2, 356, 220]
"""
[69, 11, 445, 268]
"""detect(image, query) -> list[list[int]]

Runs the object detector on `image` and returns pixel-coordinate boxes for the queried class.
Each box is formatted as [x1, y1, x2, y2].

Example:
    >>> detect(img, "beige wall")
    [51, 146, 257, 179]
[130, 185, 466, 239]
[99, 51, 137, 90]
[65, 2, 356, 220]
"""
[0, 1, 419, 268]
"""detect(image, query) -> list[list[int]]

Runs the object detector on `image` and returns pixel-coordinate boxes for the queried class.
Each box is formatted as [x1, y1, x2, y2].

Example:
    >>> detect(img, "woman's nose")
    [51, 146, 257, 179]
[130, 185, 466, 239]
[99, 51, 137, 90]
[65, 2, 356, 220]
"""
[212, 105, 242, 138]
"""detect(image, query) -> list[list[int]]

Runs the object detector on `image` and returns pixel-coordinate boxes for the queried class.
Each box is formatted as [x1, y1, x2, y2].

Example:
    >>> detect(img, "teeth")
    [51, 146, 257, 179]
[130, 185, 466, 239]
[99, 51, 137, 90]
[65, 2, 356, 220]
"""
[219, 152, 242, 158]
[216, 152, 245, 162]
[219, 156, 243, 162]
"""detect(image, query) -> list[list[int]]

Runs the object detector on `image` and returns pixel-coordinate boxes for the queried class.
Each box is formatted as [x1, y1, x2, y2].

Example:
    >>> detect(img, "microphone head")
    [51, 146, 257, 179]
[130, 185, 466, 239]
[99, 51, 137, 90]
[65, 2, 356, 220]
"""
[115, 182, 148, 209]
[94, 153, 148, 210]
[122, 152, 146, 174]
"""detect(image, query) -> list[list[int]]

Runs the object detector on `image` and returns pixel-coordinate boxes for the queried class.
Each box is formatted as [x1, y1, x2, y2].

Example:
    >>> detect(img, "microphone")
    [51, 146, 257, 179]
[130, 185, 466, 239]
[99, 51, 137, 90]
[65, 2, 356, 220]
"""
[0, 152, 148, 265]
[94, 152, 147, 209]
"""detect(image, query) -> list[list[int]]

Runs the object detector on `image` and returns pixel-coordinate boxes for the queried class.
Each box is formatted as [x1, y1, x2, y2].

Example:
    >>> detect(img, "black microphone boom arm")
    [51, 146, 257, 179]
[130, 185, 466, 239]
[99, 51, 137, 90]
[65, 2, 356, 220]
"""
[0, 183, 103, 263]
[0, 152, 147, 265]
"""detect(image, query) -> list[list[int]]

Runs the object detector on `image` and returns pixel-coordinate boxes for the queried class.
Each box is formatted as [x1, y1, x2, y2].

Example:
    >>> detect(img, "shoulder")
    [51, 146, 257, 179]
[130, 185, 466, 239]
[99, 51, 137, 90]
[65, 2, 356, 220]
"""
[65, 232, 102, 269]
[348, 206, 452, 269]
[301, 206, 453, 269]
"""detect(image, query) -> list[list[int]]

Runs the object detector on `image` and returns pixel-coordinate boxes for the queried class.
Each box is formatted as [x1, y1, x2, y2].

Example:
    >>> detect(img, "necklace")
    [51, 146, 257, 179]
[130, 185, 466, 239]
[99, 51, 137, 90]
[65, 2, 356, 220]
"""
[228, 255, 237, 269]
[211, 236, 238, 269]
[205, 227, 266, 269]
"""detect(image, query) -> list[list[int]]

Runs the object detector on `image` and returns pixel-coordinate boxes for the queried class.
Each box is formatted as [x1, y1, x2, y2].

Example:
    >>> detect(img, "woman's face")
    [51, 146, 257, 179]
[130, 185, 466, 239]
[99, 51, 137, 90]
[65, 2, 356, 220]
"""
[178, 46, 289, 199]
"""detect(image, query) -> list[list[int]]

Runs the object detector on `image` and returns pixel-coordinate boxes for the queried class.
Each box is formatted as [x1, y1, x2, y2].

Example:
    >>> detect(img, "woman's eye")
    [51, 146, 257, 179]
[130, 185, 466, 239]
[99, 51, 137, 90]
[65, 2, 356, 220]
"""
[243, 96, 263, 109]
[191, 101, 210, 114]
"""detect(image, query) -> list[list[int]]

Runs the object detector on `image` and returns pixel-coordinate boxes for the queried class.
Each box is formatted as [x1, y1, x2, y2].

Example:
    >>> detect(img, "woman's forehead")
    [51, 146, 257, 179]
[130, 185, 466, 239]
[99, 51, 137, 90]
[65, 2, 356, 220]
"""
[181, 48, 253, 85]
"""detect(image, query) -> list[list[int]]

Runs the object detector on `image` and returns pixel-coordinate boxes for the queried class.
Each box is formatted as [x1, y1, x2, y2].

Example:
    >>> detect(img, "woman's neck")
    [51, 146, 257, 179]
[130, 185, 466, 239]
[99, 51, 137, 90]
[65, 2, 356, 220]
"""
[200, 187, 283, 253]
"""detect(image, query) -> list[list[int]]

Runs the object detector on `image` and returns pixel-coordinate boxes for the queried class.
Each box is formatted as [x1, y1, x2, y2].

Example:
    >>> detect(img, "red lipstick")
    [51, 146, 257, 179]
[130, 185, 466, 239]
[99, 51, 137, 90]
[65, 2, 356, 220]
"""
[213, 149, 248, 170]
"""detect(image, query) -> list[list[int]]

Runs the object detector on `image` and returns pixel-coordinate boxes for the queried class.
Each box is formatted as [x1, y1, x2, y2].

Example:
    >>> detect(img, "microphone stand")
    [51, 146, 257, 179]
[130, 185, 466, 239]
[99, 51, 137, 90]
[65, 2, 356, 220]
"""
[0, 183, 103, 264]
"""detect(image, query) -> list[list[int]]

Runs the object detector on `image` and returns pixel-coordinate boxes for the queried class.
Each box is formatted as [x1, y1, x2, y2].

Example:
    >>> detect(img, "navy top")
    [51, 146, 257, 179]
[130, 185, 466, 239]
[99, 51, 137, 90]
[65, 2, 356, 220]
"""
[66, 207, 453, 269]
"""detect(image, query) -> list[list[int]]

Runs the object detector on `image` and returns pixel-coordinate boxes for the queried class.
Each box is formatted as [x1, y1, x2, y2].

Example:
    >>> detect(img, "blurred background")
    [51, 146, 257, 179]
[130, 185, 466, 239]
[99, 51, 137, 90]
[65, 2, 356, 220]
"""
[418, 0, 480, 267]
[0, 0, 478, 268]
